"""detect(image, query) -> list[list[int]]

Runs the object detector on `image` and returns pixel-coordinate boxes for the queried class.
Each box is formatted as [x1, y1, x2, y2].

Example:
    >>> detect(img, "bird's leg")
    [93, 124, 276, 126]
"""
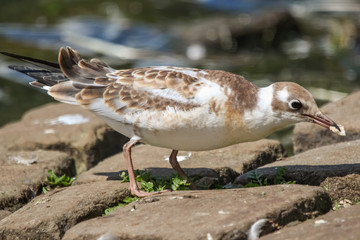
[169, 150, 197, 190]
[123, 138, 169, 197]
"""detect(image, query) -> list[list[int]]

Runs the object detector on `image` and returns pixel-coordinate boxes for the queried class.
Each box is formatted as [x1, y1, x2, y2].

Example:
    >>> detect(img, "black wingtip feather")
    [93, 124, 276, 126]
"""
[1, 51, 61, 71]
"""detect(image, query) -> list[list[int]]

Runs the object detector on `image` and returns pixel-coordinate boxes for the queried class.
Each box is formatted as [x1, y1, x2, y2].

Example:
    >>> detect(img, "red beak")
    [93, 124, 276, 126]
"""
[302, 112, 341, 131]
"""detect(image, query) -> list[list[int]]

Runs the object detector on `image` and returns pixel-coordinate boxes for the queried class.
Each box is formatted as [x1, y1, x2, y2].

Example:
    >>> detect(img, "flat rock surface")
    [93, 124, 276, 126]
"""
[261, 204, 360, 240]
[234, 139, 360, 186]
[75, 139, 285, 185]
[0, 211, 11, 221]
[293, 91, 360, 153]
[0, 181, 129, 240]
[63, 185, 331, 240]
[0, 103, 128, 173]
[0, 149, 75, 211]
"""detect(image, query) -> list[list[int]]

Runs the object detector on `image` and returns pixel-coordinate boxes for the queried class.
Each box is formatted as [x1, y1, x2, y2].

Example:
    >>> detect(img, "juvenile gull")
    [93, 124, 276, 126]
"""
[1, 47, 345, 197]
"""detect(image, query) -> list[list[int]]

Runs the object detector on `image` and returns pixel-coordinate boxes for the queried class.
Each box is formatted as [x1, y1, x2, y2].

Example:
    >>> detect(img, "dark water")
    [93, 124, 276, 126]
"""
[1, 0, 360, 153]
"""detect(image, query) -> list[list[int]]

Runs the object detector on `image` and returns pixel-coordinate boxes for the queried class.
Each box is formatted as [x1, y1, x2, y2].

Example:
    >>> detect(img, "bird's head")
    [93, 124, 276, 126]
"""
[270, 82, 345, 135]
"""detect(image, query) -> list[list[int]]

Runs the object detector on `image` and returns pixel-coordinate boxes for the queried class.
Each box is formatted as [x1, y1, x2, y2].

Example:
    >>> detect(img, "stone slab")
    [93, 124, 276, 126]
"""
[0, 150, 75, 211]
[0, 181, 129, 240]
[293, 91, 360, 153]
[261, 204, 360, 240]
[75, 139, 285, 185]
[0, 103, 128, 173]
[0, 211, 11, 221]
[234, 139, 360, 186]
[62, 185, 331, 240]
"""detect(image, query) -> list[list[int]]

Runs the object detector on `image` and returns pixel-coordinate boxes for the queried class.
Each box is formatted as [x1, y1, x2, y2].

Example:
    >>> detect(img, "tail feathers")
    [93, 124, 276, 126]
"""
[9, 64, 82, 104]
[58, 47, 111, 86]
[2, 47, 111, 105]
[8, 65, 68, 90]
[2, 51, 67, 90]
[2, 47, 112, 89]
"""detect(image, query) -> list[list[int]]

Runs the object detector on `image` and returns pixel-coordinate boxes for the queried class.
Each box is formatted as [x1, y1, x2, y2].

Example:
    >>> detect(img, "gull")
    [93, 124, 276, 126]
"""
[1, 47, 345, 197]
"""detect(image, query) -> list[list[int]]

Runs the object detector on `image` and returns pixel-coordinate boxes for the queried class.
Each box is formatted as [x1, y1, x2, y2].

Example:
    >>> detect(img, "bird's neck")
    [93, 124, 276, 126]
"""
[242, 84, 286, 138]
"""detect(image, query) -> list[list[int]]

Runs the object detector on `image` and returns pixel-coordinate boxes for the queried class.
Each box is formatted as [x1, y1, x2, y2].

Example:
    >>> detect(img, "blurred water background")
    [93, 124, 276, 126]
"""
[1, 0, 360, 154]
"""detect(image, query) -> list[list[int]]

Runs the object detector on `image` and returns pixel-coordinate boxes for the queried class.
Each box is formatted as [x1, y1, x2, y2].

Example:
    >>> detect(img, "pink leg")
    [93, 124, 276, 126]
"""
[169, 150, 196, 190]
[123, 138, 169, 197]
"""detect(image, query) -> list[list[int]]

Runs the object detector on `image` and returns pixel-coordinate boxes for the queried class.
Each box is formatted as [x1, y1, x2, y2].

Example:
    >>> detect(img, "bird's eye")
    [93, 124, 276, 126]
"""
[289, 99, 302, 110]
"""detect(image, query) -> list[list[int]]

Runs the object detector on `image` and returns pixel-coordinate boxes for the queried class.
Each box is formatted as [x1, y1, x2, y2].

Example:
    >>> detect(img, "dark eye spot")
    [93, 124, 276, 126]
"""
[289, 99, 302, 110]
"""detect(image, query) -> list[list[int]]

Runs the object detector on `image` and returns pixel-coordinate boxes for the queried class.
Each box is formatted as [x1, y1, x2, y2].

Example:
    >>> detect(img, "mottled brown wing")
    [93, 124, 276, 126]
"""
[77, 67, 205, 114]
[53, 48, 205, 117]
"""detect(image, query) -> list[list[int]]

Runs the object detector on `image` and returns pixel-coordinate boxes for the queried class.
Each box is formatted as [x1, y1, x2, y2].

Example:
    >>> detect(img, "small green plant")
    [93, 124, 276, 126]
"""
[103, 196, 138, 216]
[213, 182, 225, 189]
[119, 170, 191, 192]
[104, 171, 191, 215]
[119, 171, 129, 183]
[136, 170, 167, 192]
[42, 169, 76, 194]
[274, 167, 296, 185]
[170, 175, 190, 191]
[245, 167, 295, 187]
[245, 170, 268, 187]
